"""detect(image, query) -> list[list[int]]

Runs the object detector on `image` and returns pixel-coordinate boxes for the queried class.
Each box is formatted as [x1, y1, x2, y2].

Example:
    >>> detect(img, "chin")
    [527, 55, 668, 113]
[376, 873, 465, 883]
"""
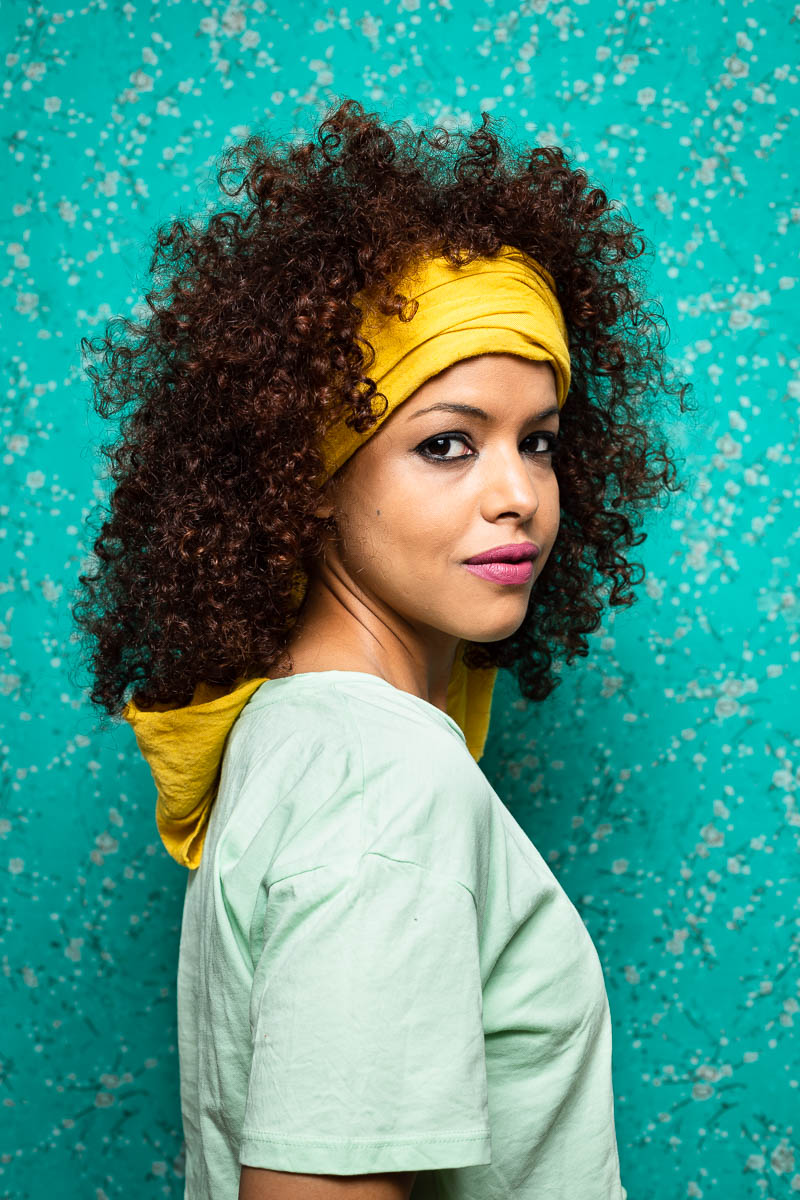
[459, 614, 528, 644]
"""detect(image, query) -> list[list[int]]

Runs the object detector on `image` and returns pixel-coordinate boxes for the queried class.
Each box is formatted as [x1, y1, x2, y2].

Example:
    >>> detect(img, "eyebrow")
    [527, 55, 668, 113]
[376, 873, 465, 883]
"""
[406, 401, 560, 422]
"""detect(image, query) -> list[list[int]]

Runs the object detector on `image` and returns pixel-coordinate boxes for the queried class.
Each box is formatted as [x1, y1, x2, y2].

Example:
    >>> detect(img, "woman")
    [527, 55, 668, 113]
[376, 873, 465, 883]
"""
[73, 99, 690, 1199]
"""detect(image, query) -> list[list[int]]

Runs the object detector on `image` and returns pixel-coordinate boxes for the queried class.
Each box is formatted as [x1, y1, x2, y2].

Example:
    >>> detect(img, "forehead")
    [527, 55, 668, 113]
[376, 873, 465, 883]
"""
[400, 353, 559, 417]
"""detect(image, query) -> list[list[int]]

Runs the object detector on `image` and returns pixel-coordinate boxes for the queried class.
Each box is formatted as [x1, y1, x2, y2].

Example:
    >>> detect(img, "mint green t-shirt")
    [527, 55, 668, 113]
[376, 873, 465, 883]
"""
[177, 671, 624, 1199]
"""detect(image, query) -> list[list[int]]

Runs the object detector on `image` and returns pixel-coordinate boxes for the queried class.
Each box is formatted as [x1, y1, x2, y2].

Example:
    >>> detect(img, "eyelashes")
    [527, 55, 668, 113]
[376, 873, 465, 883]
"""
[414, 431, 561, 463]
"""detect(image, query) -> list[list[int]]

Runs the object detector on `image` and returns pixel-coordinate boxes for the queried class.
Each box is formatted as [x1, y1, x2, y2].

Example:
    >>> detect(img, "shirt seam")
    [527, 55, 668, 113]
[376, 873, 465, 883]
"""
[263, 854, 479, 916]
[239, 1129, 491, 1147]
[364, 850, 478, 910]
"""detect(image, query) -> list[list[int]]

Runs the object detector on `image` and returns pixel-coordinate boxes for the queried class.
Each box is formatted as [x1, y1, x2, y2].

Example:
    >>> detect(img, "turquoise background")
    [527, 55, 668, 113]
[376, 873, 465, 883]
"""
[2, 0, 798, 1196]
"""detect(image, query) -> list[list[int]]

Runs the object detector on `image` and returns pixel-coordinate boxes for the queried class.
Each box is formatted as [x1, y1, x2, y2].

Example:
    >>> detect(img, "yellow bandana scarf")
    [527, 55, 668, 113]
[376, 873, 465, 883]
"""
[123, 243, 571, 868]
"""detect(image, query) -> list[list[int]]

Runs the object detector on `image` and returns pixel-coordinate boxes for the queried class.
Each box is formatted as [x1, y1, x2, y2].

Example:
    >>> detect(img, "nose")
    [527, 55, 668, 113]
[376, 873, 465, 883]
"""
[478, 442, 541, 524]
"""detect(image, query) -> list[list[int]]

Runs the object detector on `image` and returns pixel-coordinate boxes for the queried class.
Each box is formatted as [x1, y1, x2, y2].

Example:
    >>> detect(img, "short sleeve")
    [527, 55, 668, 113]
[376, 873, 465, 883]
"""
[238, 852, 491, 1174]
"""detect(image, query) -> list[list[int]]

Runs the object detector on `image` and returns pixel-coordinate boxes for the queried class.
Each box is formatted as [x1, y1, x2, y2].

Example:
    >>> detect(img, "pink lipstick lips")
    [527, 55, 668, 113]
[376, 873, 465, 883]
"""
[463, 541, 540, 586]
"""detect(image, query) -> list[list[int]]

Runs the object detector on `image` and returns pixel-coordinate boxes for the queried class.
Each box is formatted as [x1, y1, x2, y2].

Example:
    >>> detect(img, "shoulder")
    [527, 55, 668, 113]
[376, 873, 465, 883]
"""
[226, 674, 485, 808]
[220, 679, 365, 826]
[231, 677, 361, 761]
[231, 673, 476, 779]
[330, 676, 493, 888]
[334, 675, 484, 782]
[219, 674, 492, 891]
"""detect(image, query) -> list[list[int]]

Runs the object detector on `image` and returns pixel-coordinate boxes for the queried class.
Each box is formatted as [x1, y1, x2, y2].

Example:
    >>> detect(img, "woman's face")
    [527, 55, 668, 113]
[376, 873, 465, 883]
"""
[321, 352, 562, 650]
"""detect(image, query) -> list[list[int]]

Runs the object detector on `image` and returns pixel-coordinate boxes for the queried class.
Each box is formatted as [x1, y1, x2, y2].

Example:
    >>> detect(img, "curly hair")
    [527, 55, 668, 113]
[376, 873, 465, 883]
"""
[71, 97, 693, 723]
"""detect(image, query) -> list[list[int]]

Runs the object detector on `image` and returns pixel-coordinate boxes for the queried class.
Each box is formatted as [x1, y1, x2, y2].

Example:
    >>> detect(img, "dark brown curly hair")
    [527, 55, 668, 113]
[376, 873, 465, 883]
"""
[71, 97, 694, 724]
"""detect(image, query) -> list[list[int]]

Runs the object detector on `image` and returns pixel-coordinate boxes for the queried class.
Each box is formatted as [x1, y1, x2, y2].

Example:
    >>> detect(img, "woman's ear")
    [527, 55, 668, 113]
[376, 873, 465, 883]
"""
[313, 463, 346, 520]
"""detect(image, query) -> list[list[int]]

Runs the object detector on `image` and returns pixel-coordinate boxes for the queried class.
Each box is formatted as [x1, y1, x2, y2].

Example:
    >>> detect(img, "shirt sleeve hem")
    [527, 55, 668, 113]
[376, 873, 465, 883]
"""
[238, 1128, 492, 1173]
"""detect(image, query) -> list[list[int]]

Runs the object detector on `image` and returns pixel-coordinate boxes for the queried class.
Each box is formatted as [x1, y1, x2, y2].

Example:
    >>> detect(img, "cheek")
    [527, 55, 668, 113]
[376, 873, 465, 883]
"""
[341, 472, 455, 574]
[372, 501, 446, 564]
[381, 477, 457, 550]
[535, 468, 560, 518]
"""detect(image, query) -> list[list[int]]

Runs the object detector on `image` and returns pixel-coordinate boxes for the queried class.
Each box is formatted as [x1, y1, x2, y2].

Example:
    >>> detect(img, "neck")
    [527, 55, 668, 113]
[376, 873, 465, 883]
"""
[274, 564, 460, 713]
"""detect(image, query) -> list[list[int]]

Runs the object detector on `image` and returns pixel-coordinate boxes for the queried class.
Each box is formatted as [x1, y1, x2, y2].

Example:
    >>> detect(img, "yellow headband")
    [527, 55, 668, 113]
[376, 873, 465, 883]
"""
[293, 242, 571, 761]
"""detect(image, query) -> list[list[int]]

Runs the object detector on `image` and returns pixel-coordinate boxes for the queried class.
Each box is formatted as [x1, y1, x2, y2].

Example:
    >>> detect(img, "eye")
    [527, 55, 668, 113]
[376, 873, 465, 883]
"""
[414, 429, 561, 464]
[523, 432, 561, 456]
[415, 434, 474, 461]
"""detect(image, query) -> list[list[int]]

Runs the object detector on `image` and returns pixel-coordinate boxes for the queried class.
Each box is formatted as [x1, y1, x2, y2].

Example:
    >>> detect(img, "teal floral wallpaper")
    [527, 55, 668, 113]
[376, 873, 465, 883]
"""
[2, 0, 797, 1196]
